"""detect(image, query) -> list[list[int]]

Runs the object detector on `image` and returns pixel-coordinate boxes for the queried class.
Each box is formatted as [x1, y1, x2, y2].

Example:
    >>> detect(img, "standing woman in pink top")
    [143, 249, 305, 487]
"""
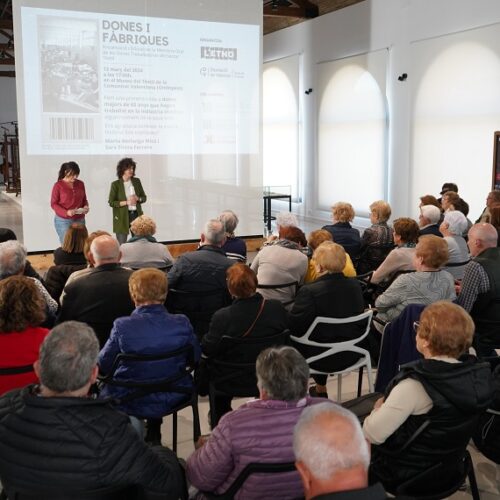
[50, 161, 89, 244]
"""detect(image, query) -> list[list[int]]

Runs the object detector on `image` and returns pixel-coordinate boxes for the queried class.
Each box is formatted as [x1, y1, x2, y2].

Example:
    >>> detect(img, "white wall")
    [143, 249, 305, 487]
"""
[264, 0, 500, 226]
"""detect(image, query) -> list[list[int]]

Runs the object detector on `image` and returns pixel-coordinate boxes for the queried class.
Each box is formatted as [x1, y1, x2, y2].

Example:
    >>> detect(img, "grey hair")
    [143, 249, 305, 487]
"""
[39, 321, 99, 393]
[0, 240, 27, 280]
[293, 402, 370, 480]
[219, 210, 239, 235]
[443, 210, 467, 236]
[256, 346, 309, 401]
[203, 219, 226, 246]
[420, 205, 441, 224]
[90, 235, 120, 262]
[276, 212, 298, 229]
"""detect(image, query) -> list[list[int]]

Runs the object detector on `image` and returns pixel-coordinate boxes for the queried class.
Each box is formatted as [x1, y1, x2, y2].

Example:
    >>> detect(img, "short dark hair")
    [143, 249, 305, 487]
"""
[280, 226, 307, 247]
[116, 158, 136, 178]
[393, 218, 419, 244]
[57, 162, 80, 181]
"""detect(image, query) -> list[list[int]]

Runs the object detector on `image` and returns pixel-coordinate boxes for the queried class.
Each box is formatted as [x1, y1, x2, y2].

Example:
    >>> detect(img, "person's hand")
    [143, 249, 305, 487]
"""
[265, 234, 278, 244]
[455, 280, 462, 295]
[373, 397, 385, 410]
[82, 206, 89, 214]
[195, 435, 210, 449]
[127, 195, 138, 205]
[66, 209, 75, 217]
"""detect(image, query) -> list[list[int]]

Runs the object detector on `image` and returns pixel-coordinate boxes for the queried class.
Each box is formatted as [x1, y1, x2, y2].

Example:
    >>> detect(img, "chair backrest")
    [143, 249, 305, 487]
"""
[99, 345, 195, 403]
[208, 330, 289, 397]
[256, 281, 299, 306]
[290, 310, 373, 375]
[4, 484, 137, 500]
[202, 462, 296, 500]
[0, 365, 34, 376]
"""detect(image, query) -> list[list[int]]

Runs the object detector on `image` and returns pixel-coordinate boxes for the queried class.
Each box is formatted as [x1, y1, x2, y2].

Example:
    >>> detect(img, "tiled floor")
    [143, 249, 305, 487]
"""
[2, 192, 499, 498]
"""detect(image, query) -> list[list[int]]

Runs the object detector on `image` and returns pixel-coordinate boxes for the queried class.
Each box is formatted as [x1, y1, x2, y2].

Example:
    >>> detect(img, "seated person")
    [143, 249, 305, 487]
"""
[0, 321, 184, 497]
[120, 215, 174, 269]
[419, 194, 441, 210]
[439, 210, 469, 279]
[363, 302, 493, 495]
[187, 346, 324, 499]
[294, 403, 386, 500]
[441, 190, 460, 212]
[418, 205, 442, 237]
[99, 268, 200, 444]
[201, 263, 288, 424]
[322, 202, 361, 259]
[219, 209, 247, 262]
[476, 189, 500, 223]
[357, 200, 394, 274]
[251, 225, 308, 307]
[375, 235, 455, 327]
[289, 241, 365, 398]
[0, 276, 49, 395]
[53, 223, 88, 266]
[371, 217, 419, 285]
[304, 229, 356, 283]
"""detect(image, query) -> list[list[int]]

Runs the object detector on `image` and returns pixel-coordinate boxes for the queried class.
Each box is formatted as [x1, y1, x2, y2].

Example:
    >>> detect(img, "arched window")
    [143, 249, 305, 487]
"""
[317, 50, 387, 216]
[263, 55, 299, 200]
[411, 24, 500, 219]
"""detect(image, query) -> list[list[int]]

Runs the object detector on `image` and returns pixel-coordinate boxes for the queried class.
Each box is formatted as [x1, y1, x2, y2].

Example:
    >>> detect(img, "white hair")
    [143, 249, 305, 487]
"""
[293, 403, 370, 481]
[276, 212, 298, 229]
[203, 219, 226, 245]
[420, 205, 441, 224]
[443, 210, 467, 236]
[0, 240, 27, 279]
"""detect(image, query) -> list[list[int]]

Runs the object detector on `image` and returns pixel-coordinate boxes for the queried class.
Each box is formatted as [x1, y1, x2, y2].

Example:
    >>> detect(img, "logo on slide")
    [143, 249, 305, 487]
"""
[200, 46, 237, 61]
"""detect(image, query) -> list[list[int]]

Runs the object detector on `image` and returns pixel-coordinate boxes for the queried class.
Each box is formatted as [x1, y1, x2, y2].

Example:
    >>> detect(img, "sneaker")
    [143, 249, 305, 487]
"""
[309, 386, 328, 398]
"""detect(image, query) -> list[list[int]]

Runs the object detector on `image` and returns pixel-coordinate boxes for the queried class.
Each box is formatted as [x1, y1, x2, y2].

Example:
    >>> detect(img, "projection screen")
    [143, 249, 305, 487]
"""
[13, 0, 262, 251]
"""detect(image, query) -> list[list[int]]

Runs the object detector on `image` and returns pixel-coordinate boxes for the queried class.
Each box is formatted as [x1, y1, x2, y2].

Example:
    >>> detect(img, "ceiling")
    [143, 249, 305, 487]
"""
[0, 0, 366, 76]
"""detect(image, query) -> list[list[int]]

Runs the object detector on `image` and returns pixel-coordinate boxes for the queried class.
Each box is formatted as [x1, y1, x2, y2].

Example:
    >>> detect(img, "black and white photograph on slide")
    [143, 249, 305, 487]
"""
[39, 16, 99, 114]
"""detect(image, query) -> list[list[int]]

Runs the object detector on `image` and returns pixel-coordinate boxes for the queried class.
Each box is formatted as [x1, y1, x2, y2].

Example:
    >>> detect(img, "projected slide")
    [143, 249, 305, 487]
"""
[21, 7, 259, 155]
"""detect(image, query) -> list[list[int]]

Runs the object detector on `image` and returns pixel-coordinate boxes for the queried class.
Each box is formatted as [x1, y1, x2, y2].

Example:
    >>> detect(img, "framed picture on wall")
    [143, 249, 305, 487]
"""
[493, 131, 500, 190]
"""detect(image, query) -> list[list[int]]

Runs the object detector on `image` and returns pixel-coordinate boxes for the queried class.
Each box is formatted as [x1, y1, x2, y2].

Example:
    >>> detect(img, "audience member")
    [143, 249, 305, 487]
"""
[364, 302, 492, 495]
[305, 229, 356, 282]
[476, 189, 500, 223]
[0, 321, 184, 497]
[375, 235, 455, 326]
[167, 219, 232, 337]
[264, 211, 299, 245]
[251, 225, 308, 307]
[120, 215, 174, 269]
[0, 240, 57, 318]
[418, 194, 441, 210]
[418, 205, 442, 237]
[0, 228, 44, 283]
[53, 223, 88, 266]
[186, 346, 323, 499]
[289, 242, 365, 398]
[439, 210, 469, 279]
[454, 197, 473, 236]
[322, 202, 361, 259]
[357, 200, 394, 274]
[0, 276, 49, 396]
[371, 218, 419, 285]
[441, 190, 460, 212]
[56, 235, 134, 346]
[99, 268, 200, 444]
[437, 182, 458, 205]
[294, 403, 386, 500]
[219, 209, 247, 262]
[457, 223, 500, 356]
[60, 230, 111, 304]
[201, 263, 288, 423]
[490, 204, 500, 245]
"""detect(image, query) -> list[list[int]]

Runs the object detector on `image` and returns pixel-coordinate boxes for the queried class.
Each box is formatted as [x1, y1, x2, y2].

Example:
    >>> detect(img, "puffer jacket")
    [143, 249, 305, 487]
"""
[186, 396, 325, 499]
[98, 304, 201, 418]
[0, 386, 184, 497]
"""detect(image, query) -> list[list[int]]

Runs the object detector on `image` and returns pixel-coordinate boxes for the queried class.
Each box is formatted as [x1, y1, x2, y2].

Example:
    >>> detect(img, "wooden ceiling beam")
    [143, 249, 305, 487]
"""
[0, 56, 14, 65]
[0, 19, 12, 29]
[0, 70, 14, 77]
[264, 0, 319, 19]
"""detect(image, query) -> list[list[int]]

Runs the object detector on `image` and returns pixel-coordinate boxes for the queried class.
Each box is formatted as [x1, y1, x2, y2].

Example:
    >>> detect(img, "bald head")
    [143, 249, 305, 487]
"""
[90, 235, 120, 266]
[467, 223, 498, 257]
[294, 403, 369, 499]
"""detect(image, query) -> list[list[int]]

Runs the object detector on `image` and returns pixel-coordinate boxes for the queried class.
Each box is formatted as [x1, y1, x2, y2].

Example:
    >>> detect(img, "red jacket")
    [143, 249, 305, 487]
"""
[0, 326, 49, 395]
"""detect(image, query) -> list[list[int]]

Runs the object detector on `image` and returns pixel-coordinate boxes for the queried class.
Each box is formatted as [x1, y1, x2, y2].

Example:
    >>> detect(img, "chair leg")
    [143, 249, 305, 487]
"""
[465, 451, 480, 500]
[365, 357, 374, 393]
[172, 411, 178, 454]
[337, 374, 343, 402]
[192, 397, 201, 444]
[357, 367, 363, 397]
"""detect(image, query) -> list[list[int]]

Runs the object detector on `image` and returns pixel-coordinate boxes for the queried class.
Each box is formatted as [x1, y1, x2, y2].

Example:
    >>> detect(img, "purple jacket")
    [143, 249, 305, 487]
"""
[186, 396, 325, 499]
